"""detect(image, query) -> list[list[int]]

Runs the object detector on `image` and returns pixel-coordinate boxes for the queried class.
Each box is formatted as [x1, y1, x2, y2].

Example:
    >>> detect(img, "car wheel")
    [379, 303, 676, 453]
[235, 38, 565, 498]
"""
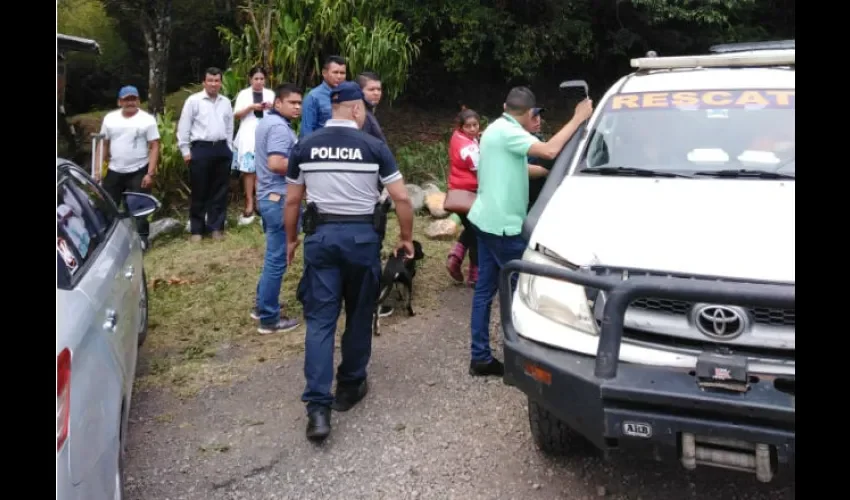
[137, 269, 148, 347]
[527, 397, 589, 455]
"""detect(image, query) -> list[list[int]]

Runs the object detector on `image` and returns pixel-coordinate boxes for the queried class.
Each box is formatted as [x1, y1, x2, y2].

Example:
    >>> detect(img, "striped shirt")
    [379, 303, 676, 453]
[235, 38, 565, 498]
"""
[286, 119, 402, 215]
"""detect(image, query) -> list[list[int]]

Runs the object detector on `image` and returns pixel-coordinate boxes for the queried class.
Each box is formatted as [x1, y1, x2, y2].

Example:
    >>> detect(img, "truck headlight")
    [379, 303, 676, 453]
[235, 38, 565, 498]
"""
[516, 248, 598, 335]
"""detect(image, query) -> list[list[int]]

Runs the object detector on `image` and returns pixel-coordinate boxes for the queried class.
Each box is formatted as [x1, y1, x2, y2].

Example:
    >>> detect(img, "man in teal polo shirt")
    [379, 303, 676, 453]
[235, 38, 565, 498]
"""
[466, 86, 593, 376]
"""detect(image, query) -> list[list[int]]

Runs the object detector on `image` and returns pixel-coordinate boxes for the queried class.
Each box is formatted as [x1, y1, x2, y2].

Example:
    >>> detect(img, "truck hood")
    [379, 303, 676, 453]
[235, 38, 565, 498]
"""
[529, 176, 795, 283]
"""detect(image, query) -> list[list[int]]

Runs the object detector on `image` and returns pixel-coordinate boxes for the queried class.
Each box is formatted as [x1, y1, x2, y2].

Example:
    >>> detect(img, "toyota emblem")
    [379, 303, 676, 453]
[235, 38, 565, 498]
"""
[693, 304, 747, 340]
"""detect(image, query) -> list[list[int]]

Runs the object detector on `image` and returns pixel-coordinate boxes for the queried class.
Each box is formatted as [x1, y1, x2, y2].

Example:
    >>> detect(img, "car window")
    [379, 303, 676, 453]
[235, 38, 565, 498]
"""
[57, 179, 94, 285]
[579, 88, 795, 175]
[65, 167, 119, 236]
[57, 251, 71, 289]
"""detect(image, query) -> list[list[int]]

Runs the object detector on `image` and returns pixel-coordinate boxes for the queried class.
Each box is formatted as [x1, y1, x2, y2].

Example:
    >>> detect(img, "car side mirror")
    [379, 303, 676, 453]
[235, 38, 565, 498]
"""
[123, 192, 161, 218]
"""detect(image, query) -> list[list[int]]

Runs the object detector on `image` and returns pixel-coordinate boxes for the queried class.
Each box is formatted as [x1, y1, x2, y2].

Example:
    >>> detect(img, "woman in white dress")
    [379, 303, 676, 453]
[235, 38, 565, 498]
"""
[233, 66, 275, 225]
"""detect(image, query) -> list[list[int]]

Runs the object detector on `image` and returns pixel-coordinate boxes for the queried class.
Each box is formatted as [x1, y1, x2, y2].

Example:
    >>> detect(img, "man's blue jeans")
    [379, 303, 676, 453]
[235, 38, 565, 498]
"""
[255, 195, 299, 325]
[470, 227, 528, 363]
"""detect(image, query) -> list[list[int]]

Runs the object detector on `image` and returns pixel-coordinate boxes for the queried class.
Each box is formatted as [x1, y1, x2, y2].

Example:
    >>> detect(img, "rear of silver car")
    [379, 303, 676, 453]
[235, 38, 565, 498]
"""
[57, 287, 129, 500]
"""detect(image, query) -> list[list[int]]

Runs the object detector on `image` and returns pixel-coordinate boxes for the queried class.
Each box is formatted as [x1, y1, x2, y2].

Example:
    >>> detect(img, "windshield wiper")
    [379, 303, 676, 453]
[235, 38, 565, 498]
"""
[693, 169, 795, 179]
[579, 166, 690, 178]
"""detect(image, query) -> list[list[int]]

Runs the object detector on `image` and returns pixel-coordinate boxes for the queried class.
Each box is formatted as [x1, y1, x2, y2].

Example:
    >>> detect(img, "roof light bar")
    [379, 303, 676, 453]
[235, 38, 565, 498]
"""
[631, 50, 794, 70]
[710, 39, 795, 54]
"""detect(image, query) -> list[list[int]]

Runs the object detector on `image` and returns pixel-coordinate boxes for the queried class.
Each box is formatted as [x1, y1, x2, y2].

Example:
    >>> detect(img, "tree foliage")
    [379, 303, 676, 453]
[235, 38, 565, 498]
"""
[61, 0, 794, 112]
[58, 0, 130, 113]
[217, 0, 420, 101]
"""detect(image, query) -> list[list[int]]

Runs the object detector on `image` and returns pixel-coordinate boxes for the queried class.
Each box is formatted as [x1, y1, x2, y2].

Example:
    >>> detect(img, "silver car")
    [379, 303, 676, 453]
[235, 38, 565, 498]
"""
[57, 158, 159, 500]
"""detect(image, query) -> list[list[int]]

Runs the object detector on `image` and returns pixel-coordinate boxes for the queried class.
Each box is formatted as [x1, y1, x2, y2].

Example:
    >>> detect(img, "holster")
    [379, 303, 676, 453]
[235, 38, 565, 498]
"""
[373, 200, 389, 240]
[303, 202, 319, 235]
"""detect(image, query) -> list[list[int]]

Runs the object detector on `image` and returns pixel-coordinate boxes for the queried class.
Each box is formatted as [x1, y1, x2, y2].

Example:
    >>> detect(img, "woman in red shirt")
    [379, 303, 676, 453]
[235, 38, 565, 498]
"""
[446, 109, 481, 286]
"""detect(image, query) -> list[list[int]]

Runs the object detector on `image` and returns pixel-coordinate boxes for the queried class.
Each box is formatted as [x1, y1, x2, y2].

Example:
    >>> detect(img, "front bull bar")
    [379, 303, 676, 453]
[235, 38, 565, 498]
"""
[497, 259, 796, 379]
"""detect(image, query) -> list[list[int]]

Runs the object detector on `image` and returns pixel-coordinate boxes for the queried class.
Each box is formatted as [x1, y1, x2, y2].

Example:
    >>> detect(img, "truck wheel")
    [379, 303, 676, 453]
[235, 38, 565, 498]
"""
[527, 397, 584, 455]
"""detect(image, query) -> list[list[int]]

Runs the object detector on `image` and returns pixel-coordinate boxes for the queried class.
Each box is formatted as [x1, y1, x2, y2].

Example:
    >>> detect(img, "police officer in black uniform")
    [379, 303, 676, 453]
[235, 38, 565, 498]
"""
[284, 81, 415, 442]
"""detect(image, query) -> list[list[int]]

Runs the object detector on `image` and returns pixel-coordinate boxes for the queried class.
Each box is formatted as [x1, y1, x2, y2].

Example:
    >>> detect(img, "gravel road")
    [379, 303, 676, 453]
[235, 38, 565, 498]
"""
[125, 287, 795, 500]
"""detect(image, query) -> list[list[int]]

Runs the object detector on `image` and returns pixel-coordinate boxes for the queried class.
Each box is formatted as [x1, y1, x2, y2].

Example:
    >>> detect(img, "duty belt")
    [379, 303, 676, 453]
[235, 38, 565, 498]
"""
[317, 213, 374, 224]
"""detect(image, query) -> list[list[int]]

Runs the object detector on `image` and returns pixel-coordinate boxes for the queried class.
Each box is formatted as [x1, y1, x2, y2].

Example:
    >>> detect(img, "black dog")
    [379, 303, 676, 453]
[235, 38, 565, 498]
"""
[373, 240, 425, 336]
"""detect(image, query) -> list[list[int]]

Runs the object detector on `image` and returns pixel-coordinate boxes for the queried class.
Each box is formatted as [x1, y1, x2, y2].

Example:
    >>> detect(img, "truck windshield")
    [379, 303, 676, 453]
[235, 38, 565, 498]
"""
[578, 89, 795, 176]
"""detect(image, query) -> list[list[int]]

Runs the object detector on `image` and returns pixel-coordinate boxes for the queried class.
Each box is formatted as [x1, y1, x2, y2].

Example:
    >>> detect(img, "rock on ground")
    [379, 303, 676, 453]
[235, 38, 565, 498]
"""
[425, 219, 459, 240]
[421, 182, 442, 196]
[425, 192, 448, 218]
[407, 184, 426, 212]
[124, 287, 795, 500]
[150, 218, 183, 241]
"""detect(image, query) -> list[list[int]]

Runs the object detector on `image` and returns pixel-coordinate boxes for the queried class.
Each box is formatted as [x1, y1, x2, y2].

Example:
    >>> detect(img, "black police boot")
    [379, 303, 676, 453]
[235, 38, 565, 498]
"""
[469, 358, 505, 377]
[332, 379, 369, 412]
[306, 406, 331, 442]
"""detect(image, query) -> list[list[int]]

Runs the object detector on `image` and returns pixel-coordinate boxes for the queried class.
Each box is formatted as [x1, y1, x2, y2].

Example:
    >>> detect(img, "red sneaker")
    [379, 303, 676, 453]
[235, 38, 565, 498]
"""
[446, 242, 466, 283]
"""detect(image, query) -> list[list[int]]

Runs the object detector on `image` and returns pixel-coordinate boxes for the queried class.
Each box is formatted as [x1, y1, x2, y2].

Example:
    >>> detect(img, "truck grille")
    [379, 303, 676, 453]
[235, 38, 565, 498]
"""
[631, 298, 795, 327]
[587, 265, 795, 355]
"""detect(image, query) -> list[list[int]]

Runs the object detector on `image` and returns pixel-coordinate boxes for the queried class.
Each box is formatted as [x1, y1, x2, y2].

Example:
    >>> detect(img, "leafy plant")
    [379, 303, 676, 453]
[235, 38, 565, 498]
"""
[220, 68, 244, 100]
[217, 0, 420, 102]
[153, 107, 191, 211]
[395, 141, 448, 188]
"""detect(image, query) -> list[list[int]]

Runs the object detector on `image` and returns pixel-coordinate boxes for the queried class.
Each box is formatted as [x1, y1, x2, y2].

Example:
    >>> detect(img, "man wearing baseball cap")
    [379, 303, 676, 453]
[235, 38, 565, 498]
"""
[96, 85, 161, 249]
[283, 80, 414, 442]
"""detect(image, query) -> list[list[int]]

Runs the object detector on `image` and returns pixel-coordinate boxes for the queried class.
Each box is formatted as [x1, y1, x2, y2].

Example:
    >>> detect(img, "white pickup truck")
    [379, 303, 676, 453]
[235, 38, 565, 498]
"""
[500, 40, 795, 483]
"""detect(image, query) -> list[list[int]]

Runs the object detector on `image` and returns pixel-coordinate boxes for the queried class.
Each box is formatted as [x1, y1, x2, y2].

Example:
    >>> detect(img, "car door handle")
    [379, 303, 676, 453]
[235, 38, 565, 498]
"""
[124, 265, 135, 279]
[103, 309, 118, 331]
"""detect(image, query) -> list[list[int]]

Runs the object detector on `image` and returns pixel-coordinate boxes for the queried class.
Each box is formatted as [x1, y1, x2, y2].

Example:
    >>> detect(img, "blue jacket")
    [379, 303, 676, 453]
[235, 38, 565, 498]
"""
[362, 102, 387, 143]
[299, 81, 333, 138]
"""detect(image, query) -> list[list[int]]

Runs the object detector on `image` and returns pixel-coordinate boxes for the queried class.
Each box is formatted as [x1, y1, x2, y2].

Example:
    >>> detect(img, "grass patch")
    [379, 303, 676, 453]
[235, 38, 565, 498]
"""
[395, 141, 449, 188]
[137, 213, 457, 398]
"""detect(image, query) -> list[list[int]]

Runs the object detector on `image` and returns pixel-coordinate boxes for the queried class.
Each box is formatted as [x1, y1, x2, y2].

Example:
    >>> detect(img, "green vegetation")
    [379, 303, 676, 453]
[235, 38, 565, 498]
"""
[58, 0, 130, 107]
[395, 142, 449, 189]
[218, 0, 420, 101]
[152, 108, 191, 212]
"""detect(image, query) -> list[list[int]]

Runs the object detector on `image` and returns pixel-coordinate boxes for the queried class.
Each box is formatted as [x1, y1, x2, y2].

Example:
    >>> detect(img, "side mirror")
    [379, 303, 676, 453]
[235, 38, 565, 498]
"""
[123, 192, 161, 218]
[559, 79, 589, 100]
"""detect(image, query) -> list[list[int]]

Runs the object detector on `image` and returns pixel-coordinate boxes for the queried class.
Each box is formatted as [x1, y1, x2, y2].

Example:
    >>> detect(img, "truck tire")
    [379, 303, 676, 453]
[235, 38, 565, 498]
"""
[527, 397, 584, 455]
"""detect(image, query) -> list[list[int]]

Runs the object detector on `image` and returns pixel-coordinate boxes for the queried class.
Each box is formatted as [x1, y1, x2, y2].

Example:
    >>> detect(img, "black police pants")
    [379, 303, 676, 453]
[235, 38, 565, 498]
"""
[298, 222, 382, 411]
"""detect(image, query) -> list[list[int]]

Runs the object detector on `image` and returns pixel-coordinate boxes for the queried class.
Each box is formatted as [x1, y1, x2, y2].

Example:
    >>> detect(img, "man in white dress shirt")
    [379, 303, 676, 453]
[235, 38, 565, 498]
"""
[177, 67, 235, 241]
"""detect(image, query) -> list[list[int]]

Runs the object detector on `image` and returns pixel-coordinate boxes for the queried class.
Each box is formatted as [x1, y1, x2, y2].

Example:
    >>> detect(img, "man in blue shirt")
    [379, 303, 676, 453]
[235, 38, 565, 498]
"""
[299, 55, 347, 138]
[284, 82, 415, 442]
[250, 83, 304, 334]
